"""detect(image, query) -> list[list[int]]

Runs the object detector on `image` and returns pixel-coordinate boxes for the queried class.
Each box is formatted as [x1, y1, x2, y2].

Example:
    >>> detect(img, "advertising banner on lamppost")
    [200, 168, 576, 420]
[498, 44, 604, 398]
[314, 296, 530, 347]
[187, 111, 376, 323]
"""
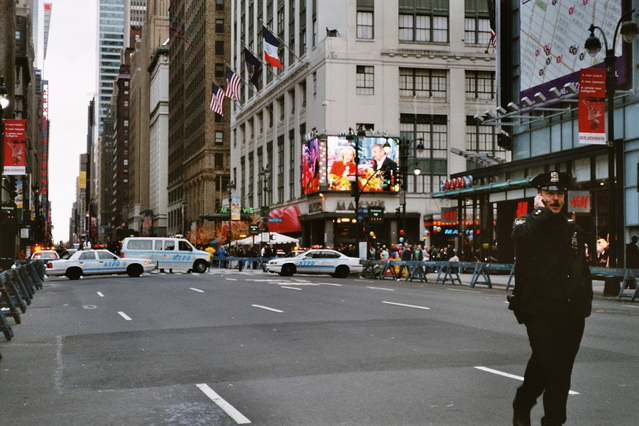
[3, 119, 27, 175]
[231, 195, 241, 221]
[578, 68, 607, 145]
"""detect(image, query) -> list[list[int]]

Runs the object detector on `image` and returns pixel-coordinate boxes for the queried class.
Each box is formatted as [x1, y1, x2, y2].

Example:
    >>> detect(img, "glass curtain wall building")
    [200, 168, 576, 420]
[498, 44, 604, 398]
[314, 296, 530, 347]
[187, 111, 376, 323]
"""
[97, 0, 125, 136]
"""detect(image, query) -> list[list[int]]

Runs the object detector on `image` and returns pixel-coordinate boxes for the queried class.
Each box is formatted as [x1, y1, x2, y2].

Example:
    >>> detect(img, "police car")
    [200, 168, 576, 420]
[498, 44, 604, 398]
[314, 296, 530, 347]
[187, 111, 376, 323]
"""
[264, 249, 363, 278]
[46, 249, 156, 280]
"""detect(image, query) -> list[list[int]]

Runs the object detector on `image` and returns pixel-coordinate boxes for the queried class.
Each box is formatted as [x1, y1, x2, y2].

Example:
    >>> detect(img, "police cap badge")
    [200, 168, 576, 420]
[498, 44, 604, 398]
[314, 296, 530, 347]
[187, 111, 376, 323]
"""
[530, 171, 572, 191]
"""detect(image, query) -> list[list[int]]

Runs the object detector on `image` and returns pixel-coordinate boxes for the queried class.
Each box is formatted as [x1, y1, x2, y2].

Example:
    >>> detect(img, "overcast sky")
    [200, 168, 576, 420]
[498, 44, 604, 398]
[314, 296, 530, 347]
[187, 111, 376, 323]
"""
[44, 0, 97, 244]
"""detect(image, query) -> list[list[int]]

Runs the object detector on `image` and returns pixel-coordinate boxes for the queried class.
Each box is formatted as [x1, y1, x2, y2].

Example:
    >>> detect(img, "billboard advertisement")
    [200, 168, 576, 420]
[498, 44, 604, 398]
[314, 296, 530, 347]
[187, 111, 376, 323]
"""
[519, 0, 628, 101]
[302, 136, 401, 194]
[3, 119, 27, 175]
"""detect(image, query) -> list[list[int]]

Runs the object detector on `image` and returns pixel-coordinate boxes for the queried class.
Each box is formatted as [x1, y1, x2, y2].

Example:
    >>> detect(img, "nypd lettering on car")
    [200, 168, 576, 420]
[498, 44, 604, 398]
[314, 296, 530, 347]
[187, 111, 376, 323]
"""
[264, 249, 363, 278]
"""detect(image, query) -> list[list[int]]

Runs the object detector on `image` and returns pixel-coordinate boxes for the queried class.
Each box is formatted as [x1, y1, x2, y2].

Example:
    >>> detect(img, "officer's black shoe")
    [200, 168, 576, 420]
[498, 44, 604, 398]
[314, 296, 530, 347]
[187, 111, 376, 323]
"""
[513, 403, 531, 426]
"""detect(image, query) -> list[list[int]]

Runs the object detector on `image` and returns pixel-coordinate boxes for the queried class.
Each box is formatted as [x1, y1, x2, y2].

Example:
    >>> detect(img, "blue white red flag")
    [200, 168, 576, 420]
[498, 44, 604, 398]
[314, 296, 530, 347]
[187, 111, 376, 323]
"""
[263, 26, 283, 69]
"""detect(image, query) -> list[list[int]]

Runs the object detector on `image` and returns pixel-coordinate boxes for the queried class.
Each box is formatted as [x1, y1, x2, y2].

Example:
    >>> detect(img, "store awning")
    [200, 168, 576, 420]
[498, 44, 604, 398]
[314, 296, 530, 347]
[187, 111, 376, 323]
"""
[267, 205, 302, 233]
[432, 178, 533, 199]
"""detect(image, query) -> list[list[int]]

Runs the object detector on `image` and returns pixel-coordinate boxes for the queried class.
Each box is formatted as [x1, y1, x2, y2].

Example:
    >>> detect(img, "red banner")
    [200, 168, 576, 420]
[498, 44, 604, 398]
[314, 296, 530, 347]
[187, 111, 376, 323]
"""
[578, 68, 606, 145]
[3, 119, 27, 175]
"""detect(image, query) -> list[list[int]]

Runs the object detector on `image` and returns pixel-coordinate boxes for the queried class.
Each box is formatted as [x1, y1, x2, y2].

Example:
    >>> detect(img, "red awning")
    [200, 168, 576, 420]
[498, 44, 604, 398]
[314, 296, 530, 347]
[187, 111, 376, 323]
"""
[267, 205, 302, 233]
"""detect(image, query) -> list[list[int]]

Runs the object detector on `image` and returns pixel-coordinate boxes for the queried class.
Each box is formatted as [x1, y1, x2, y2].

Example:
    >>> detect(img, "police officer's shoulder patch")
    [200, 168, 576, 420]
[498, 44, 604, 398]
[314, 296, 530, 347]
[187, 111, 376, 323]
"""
[514, 217, 527, 226]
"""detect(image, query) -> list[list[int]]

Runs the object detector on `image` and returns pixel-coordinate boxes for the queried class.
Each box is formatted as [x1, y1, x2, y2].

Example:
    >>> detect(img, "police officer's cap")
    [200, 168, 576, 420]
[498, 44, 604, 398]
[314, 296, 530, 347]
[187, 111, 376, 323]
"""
[531, 171, 572, 191]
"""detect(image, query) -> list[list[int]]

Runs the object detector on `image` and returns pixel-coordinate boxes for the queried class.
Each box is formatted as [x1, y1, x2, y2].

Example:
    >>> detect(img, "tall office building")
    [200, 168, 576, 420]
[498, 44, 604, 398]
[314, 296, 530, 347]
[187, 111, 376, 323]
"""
[96, 0, 125, 136]
[230, 0, 504, 250]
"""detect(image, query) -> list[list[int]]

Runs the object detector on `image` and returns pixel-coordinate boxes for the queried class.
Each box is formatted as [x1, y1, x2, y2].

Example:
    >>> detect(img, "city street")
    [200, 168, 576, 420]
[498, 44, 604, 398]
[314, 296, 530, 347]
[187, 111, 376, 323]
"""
[1, 269, 638, 425]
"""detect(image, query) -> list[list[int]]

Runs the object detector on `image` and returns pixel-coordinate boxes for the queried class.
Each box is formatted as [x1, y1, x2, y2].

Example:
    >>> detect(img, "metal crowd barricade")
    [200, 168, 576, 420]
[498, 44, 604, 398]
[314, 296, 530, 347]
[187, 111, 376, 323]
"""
[407, 260, 442, 282]
[469, 263, 516, 289]
[589, 266, 639, 302]
[0, 261, 46, 345]
[434, 261, 474, 285]
[359, 260, 386, 279]
[617, 268, 639, 301]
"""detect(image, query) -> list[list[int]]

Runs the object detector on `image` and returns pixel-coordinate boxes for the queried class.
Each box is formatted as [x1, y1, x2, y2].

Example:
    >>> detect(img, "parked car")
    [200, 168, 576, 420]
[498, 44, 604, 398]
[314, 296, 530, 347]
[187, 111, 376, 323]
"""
[264, 249, 363, 278]
[46, 249, 156, 280]
[30, 250, 60, 262]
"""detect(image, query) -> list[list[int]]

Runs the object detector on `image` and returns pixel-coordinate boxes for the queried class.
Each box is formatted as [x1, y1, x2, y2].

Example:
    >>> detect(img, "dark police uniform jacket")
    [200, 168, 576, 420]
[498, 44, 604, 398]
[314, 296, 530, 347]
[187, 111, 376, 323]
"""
[511, 207, 592, 323]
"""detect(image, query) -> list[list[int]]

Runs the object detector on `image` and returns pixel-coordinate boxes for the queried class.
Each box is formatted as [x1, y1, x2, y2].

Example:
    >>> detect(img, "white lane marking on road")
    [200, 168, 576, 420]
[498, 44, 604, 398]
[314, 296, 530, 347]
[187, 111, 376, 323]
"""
[54, 335, 63, 394]
[280, 286, 303, 291]
[315, 283, 343, 286]
[190, 288, 205, 293]
[97, 292, 105, 297]
[196, 383, 251, 424]
[118, 311, 132, 321]
[251, 304, 283, 313]
[447, 288, 476, 294]
[226, 278, 238, 281]
[382, 301, 430, 310]
[474, 366, 579, 395]
[366, 286, 395, 291]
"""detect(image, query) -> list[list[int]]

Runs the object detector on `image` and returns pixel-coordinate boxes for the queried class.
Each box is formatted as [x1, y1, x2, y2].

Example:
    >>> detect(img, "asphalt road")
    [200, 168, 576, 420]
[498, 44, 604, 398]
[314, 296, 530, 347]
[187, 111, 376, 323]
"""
[1, 269, 638, 425]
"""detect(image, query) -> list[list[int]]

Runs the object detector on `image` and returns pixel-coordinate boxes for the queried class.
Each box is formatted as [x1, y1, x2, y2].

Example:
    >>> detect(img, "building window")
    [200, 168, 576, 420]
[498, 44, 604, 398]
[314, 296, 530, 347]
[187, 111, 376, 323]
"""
[215, 41, 224, 56]
[215, 131, 224, 145]
[215, 63, 224, 78]
[277, 138, 285, 203]
[356, 65, 374, 95]
[215, 19, 224, 33]
[214, 153, 224, 168]
[398, 1, 449, 43]
[216, 0, 224, 11]
[357, 0, 374, 40]
[400, 114, 448, 193]
[278, 96, 285, 121]
[464, 0, 492, 45]
[465, 117, 510, 168]
[357, 12, 374, 39]
[465, 71, 495, 100]
[312, 72, 317, 97]
[399, 68, 447, 98]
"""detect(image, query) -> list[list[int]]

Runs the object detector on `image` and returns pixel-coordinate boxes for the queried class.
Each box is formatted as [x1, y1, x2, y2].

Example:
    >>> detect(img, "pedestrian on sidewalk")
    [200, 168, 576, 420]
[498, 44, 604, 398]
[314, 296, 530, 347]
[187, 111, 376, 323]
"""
[510, 171, 592, 426]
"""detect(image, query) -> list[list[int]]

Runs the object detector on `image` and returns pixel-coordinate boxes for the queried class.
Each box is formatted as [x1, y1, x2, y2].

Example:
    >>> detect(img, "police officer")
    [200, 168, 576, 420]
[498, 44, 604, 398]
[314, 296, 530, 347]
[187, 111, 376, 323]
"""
[510, 171, 592, 426]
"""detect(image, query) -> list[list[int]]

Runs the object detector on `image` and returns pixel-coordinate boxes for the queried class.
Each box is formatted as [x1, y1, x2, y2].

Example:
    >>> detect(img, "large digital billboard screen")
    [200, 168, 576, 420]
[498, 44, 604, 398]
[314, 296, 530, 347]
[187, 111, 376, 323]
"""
[519, 0, 628, 100]
[302, 136, 401, 194]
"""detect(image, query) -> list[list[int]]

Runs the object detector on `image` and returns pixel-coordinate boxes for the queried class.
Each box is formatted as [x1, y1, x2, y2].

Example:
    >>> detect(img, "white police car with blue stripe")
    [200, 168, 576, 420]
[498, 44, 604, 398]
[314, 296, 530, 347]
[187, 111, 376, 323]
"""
[46, 249, 156, 280]
[264, 249, 363, 278]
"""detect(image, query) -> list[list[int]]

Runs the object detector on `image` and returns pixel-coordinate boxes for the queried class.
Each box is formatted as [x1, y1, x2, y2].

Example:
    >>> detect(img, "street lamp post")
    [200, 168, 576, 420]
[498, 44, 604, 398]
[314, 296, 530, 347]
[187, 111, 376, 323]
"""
[388, 138, 424, 240]
[259, 167, 270, 248]
[227, 180, 235, 245]
[347, 129, 366, 256]
[584, 11, 638, 273]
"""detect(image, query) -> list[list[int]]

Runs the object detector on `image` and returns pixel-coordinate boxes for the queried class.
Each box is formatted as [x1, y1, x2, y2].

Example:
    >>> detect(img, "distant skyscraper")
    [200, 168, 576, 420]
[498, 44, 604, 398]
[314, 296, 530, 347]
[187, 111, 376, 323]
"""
[96, 0, 125, 136]
[128, 0, 147, 27]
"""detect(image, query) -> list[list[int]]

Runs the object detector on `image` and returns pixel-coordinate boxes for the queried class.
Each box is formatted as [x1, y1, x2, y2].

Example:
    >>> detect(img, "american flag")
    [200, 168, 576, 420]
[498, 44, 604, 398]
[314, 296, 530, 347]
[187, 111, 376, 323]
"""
[224, 67, 242, 103]
[209, 83, 225, 116]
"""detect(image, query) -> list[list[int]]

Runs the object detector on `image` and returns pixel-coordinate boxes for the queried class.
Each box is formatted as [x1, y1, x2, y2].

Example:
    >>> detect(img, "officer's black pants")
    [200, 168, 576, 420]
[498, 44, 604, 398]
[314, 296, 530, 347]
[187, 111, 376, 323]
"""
[514, 314, 585, 425]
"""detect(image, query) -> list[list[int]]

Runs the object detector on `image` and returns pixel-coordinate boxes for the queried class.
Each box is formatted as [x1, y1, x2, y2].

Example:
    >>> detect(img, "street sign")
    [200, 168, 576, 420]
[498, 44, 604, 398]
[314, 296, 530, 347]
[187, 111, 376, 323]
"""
[249, 224, 259, 235]
[267, 217, 283, 222]
[368, 207, 384, 222]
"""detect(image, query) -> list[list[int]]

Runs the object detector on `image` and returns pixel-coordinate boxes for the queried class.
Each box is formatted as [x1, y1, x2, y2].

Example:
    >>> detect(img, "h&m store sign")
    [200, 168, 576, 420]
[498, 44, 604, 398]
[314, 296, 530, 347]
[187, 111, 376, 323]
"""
[516, 191, 591, 216]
